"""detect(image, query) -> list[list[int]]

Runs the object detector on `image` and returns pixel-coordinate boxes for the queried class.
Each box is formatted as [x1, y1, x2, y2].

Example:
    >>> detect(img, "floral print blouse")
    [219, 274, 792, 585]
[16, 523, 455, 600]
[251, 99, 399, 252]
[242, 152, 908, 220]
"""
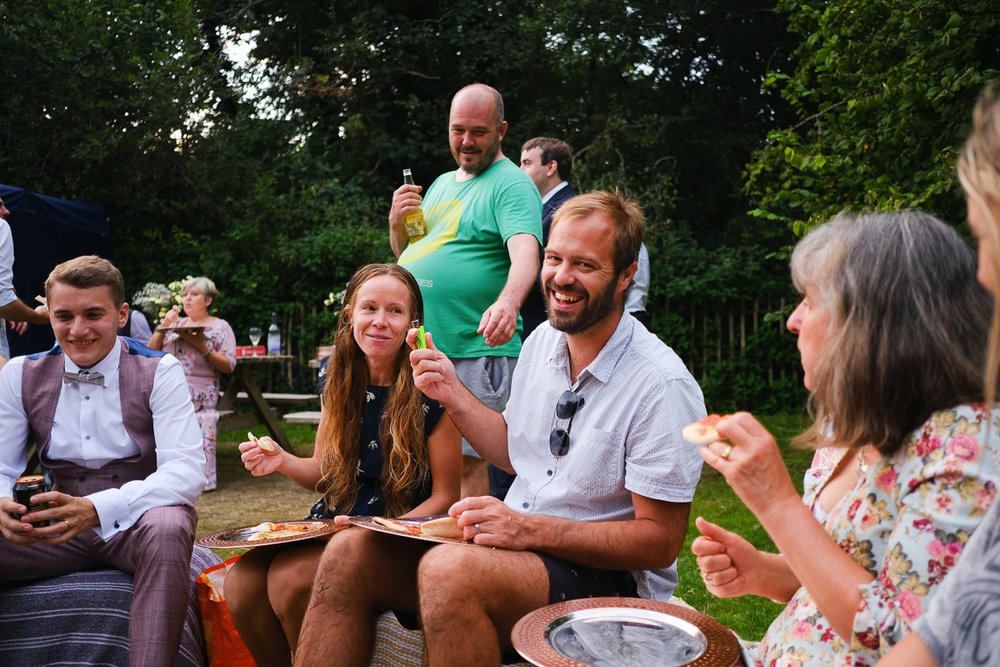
[755, 404, 1000, 666]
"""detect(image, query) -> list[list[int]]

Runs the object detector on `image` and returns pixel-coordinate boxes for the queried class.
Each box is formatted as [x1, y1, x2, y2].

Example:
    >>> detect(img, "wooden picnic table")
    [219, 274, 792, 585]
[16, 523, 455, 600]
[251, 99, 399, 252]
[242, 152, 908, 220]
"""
[217, 354, 297, 452]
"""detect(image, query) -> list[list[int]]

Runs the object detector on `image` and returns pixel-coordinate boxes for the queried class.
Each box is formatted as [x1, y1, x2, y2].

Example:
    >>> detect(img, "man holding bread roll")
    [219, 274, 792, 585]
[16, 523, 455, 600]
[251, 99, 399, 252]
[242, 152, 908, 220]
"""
[295, 190, 705, 666]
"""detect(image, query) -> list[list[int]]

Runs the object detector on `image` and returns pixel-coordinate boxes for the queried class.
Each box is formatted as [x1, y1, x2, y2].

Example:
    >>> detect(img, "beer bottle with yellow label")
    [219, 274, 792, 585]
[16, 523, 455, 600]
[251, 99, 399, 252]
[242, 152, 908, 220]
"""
[402, 169, 427, 241]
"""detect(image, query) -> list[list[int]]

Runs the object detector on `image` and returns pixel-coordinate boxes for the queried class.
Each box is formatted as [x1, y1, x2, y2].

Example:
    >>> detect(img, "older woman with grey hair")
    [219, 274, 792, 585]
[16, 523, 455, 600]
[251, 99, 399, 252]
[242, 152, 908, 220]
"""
[149, 276, 236, 491]
[692, 211, 1000, 665]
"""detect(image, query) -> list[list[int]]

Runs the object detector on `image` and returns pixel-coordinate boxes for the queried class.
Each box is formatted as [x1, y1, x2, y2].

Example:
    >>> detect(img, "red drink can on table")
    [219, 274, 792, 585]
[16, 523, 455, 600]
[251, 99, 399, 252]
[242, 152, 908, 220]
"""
[13, 474, 49, 526]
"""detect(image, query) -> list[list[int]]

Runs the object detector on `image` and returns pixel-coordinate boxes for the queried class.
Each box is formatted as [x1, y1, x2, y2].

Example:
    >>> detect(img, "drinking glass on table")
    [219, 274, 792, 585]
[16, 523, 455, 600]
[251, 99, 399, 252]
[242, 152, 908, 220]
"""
[249, 326, 262, 357]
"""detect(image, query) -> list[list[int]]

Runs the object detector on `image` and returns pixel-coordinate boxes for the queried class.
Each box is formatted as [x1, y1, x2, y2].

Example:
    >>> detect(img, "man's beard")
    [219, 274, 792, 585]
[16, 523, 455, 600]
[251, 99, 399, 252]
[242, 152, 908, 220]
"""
[545, 275, 619, 334]
[454, 133, 501, 176]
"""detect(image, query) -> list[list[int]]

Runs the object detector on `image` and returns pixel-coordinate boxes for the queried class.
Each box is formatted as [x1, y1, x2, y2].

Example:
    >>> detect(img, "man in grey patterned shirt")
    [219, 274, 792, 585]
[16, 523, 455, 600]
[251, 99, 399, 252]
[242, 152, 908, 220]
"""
[295, 190, 705, 667]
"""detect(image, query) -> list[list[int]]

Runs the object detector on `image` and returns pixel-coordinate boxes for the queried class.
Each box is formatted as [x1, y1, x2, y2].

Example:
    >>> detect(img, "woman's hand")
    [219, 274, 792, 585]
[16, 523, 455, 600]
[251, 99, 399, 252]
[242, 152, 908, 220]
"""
[239, 435, 285, 477]
[175, 328, 207, 351]
[408, 331, 460, 405]
[692, 516, 766, 599]
[701, 412, 800, 521]
[160, 305, 181, 328]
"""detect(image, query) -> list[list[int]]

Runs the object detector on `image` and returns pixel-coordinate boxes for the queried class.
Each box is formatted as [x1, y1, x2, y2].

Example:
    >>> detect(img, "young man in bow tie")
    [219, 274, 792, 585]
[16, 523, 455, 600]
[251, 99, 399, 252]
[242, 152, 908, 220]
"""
[0, 255, 206, 667]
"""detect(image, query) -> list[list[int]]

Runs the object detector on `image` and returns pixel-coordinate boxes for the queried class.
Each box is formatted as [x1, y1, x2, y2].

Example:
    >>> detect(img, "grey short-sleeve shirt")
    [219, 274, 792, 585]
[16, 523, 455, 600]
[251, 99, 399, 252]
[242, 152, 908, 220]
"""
[912, 494, 1000, 665]
[503, 314, 705, 599]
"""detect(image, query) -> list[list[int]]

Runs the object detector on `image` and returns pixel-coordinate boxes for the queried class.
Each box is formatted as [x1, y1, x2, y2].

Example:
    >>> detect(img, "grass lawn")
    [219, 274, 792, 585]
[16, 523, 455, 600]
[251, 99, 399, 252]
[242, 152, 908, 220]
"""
[200, 413, 813, 642]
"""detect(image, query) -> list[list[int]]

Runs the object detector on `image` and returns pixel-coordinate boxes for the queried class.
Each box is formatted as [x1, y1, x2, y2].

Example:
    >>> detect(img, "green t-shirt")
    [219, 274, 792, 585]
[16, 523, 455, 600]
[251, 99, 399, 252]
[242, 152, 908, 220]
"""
[398, 158, 542, 359]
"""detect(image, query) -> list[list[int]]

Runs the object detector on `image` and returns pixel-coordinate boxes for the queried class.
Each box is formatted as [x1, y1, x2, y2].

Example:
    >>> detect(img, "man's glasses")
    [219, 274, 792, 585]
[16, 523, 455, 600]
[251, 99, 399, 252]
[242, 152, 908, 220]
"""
[549, 389, 584, 457]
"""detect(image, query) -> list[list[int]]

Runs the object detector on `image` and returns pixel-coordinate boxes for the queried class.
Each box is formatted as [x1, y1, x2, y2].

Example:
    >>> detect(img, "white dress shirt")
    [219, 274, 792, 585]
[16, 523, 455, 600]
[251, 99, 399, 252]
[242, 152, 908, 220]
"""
[625, 243, 650, 314]
[0, 344, 206, 540]
[0, 219, 15, 359]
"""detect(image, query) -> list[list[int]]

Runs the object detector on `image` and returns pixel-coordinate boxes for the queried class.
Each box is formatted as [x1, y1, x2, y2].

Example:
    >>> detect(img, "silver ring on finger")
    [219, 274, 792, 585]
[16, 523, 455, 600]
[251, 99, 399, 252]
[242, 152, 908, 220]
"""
[474, 523, 482, 535]
[64, 519, 72, 530]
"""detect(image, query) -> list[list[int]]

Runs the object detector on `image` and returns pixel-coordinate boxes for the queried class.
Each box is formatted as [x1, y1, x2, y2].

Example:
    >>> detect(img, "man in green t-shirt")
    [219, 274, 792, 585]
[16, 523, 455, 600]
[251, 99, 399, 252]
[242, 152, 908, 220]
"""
[390, 83, 542, 498]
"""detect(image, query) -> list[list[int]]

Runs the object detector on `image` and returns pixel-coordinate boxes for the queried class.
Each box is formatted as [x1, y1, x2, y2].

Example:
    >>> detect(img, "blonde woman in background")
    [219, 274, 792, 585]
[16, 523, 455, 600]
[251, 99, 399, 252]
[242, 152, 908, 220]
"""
[148, 276, 236, 491]
[879, 82, 1000, 667]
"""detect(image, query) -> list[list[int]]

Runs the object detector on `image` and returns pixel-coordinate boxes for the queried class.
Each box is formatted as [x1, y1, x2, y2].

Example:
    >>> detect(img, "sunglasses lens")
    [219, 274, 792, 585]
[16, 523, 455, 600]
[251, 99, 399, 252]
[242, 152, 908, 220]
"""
[549, 428, 569, 456]
[555, 390, 580, 420]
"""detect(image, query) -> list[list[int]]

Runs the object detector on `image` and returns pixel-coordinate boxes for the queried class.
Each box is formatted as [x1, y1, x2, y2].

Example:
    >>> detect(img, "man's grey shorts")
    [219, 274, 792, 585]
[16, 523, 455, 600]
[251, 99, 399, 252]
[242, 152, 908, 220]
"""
[453, 356, 517, 458]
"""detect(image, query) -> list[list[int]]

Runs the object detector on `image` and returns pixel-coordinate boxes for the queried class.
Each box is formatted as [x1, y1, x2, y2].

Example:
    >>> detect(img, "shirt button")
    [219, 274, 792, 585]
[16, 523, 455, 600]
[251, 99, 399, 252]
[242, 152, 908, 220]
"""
[85, 435, 91, 440]
[522, 502, 529, 509]
[114, 521, 120, 529]
[84, 395, 91, 400]
[547, 470, 553, 476]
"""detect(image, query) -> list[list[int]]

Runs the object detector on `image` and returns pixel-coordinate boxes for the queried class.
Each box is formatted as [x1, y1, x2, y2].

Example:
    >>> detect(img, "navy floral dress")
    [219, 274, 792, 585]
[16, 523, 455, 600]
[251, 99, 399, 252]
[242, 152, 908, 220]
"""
[306, 385, 443, 519]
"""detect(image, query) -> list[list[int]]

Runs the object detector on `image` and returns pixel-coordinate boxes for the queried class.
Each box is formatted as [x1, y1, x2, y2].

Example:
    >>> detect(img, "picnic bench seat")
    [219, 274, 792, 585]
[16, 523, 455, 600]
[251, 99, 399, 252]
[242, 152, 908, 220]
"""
[220, 391, 320, 406]
[284, 410, 323, 425]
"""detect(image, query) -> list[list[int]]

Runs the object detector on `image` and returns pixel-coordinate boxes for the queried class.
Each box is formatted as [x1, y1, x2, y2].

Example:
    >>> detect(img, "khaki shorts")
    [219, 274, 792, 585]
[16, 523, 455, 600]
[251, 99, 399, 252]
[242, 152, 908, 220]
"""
[452, 356, 517, 458]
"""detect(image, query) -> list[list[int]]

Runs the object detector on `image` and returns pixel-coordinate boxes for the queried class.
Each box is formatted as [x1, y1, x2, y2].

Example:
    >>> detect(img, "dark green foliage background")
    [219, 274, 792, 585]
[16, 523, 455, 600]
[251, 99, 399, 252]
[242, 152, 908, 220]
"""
[4, 1, 998, 408]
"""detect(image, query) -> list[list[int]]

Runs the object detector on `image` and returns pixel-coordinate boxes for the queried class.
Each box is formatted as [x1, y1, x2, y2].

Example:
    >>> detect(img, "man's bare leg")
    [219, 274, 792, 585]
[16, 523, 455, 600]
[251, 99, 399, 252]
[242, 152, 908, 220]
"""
[294, 527, 427, 667]
[267, 542, 325, 654]
[418, 544, 550, 666]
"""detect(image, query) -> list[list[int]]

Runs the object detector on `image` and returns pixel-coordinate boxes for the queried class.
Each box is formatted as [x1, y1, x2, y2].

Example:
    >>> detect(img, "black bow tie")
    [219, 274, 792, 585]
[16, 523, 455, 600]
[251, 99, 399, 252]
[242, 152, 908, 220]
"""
[63, 370, 105, 386]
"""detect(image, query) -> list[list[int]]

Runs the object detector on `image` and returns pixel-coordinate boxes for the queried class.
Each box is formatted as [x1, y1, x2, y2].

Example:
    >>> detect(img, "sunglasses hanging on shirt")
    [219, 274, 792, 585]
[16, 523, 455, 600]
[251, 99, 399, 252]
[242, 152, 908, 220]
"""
[549, 389, 584, 457]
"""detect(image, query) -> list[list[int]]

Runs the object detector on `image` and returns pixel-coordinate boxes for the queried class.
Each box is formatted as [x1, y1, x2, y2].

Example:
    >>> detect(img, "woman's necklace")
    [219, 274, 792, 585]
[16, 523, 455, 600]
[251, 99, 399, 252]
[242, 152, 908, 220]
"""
[857, 445, 872, 475]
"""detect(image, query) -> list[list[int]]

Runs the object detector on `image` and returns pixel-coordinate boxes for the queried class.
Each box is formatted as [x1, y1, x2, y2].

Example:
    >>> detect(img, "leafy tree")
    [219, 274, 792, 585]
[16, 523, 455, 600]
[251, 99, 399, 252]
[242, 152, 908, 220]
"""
[4, 0, 807, 404]
[747, 0, 1000, 236]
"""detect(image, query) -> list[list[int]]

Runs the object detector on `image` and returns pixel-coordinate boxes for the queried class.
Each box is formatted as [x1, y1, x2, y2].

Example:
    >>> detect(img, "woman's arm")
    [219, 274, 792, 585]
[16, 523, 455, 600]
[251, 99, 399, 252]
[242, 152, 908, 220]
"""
[146, 306, 180, 351]
[876, 633, 938, 667]
[706, 413, 875, 639]
[402, 413, 461, 518]
[146, 329, 165, 351]
[200, 320, 237, 374]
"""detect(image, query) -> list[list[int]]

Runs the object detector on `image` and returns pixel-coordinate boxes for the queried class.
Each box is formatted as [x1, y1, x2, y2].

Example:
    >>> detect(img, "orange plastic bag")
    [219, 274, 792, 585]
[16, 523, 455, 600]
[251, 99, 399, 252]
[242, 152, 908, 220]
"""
[196, 555, 255, 667]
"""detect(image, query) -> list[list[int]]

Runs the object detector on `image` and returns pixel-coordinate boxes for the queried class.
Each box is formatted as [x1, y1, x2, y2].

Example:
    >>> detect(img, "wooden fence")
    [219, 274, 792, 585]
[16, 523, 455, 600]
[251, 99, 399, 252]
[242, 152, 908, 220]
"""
[262, 299, 803, 397]
[670, 298, 802, 387]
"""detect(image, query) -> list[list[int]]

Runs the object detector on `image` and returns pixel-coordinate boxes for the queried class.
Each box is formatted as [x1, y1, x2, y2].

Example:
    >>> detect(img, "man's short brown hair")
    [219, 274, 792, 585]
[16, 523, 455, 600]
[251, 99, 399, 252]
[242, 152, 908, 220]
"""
[550, 189, 644, 275]
[45, 255, 125, 307]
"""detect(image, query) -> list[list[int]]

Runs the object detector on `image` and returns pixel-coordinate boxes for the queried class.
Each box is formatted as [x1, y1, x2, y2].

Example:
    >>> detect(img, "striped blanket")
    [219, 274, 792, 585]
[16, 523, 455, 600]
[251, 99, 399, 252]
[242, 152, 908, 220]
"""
[0, 545, 220, 666]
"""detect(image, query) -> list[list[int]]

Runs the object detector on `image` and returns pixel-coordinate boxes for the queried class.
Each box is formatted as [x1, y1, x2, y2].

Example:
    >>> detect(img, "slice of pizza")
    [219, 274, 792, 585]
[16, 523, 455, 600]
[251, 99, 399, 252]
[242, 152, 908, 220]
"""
[682, 414, 729, 446]
[246, 521, 319, 541]
[247, 431, 277, 452]
[372, 516, 423, 536]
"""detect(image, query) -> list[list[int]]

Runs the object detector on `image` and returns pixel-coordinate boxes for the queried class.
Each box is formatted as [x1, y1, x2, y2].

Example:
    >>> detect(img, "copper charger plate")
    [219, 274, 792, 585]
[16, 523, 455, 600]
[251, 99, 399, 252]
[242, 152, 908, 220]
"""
[511, 597, 741, 667]
[156, 325, 206, 333]
[198, 520, 340, 549]
[348, 515, 480, 547]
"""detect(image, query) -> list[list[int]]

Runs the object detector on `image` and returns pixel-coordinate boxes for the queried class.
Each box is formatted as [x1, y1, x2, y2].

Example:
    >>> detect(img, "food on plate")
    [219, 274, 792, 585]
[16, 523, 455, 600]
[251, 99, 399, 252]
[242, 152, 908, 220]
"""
[371, 515, 465, 540]
[246, 521, 320, 541]
[372, 516, 423, 536]
[682, 414, 728, 446]
[247, 431, 277, 452]
[418, 516, 463, 539]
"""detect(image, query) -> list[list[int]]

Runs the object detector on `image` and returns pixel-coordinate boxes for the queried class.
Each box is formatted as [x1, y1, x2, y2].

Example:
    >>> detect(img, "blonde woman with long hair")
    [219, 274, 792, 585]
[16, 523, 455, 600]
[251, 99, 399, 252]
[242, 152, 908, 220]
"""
[224, 264, 461, 666]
